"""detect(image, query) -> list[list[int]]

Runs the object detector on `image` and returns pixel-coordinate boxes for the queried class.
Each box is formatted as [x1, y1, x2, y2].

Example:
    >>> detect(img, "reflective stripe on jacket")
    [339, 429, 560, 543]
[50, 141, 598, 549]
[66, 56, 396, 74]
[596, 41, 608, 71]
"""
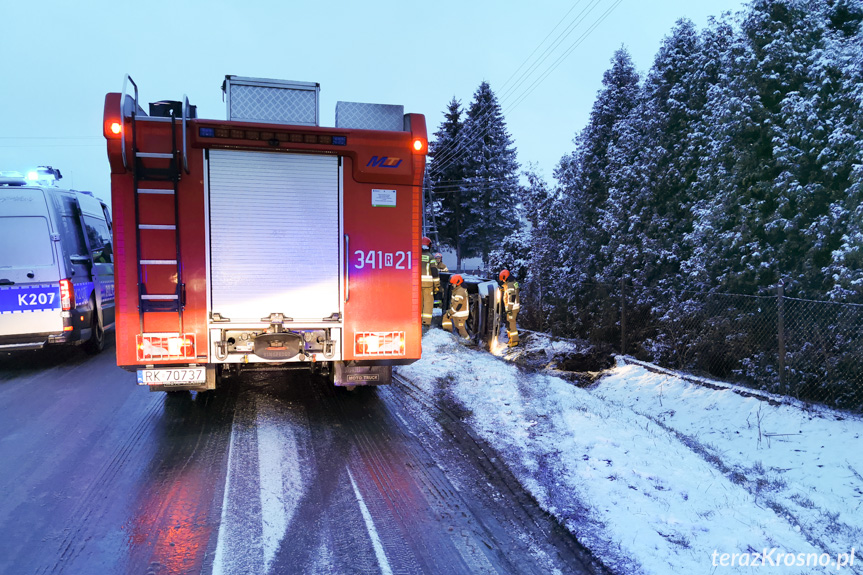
[421, 251, 433, 287]
[430, 257, 441, 291]
[503, 280, 520, 312]
[449, 285, 469, 318]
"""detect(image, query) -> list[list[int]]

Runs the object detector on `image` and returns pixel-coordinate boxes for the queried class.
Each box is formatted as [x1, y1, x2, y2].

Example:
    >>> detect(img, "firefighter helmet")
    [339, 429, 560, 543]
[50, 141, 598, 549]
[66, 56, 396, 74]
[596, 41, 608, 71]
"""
[421, 236, 432, 248]
[434, 252, 443, 261]
[450, 274, 464, 286]
[499, 269, 510, 282]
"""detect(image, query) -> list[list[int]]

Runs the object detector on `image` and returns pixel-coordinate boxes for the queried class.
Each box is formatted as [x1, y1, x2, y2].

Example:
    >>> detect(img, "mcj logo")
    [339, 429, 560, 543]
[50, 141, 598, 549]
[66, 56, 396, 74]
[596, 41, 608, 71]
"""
[367, 156, 402, 169]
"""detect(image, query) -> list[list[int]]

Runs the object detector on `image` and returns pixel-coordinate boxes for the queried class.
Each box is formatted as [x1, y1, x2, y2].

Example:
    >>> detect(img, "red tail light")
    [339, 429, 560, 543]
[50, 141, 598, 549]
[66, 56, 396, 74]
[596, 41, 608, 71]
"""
[412, 138, 427, 154]
[354, 331, 405, 356]
[59, 279, 73, 311]
[406, 113, 428, 155]
[104, 117, 123, 139]
[103, 93, 123, 139]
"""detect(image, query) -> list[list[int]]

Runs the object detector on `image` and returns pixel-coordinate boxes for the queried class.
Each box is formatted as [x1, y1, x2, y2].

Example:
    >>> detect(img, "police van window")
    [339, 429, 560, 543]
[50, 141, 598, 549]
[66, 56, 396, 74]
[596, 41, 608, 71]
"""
[85, 216, 113, 263]
[61, 215, 89, 258]
[0, 216, 54, 267]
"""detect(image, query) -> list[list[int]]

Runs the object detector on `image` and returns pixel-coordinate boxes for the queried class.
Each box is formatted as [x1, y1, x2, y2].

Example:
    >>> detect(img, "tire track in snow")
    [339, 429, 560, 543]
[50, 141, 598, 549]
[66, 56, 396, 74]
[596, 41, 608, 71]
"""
[257, 395, 306, 571]
[212, 393, 308, 575]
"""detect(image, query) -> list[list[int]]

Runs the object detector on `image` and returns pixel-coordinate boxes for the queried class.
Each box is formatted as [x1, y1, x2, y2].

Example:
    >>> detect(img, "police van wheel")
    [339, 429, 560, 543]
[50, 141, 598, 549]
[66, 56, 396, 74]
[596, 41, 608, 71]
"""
[84, 305, 105, 355]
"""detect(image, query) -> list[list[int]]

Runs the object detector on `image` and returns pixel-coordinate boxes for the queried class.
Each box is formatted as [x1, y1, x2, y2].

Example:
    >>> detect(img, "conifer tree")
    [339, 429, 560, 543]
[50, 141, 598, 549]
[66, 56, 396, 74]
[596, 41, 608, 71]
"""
[603, 20, 706, 295]
[563, 47, 640, 278]
[428, 98, 465, 256]
[748, 0, 863, 297]
[459, 81, 520, 269]
[680, 14, 758, 292]
[520, 170, 570, 333]
[821, 0, 863, 299]
[539, 0, 863, 388]
[553, 48, 640, 331]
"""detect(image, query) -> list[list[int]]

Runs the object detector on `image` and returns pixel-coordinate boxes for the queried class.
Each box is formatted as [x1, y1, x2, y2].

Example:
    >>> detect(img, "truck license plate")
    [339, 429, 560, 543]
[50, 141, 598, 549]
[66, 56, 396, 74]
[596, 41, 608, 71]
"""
[136, 368, 206, 386]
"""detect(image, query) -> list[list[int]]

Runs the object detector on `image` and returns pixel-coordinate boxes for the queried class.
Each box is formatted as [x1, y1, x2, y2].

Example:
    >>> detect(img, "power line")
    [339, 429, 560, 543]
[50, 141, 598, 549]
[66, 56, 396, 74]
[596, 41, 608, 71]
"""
[509, 0, 624, 111]
[431, 0, 602, 171]
[498, 0, 605, 106]
[427, 177, 522, 196]
[429, 0, 624, 179]
[496, 0, 589, 95]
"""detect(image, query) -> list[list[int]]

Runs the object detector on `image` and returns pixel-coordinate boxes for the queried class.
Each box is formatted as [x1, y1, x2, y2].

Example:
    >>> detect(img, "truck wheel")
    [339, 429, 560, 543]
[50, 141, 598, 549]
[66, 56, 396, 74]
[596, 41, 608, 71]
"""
[84, 304, 105, 355]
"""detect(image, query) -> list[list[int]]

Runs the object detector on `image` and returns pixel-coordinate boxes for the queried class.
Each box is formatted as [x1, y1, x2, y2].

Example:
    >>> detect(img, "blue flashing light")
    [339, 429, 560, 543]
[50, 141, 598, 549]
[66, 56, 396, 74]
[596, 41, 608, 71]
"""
[199, 127, 215, 138]
[25, 166, 62, 186]
[332, 136, 347, 146]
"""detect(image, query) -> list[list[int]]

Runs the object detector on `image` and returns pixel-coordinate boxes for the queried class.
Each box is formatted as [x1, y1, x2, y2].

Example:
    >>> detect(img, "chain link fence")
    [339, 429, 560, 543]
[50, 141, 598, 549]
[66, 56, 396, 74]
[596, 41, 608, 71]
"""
[531, 281, 863, 411]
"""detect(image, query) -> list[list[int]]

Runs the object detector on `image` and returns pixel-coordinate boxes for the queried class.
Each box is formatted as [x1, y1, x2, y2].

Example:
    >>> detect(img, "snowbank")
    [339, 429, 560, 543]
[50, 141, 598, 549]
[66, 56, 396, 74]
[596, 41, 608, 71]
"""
[397, 329, 862, 574]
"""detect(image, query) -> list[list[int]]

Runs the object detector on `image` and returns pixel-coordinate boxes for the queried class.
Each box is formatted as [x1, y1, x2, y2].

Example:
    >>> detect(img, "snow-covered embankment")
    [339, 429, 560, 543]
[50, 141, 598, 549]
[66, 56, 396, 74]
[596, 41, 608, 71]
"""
[397, 329, 863, 574]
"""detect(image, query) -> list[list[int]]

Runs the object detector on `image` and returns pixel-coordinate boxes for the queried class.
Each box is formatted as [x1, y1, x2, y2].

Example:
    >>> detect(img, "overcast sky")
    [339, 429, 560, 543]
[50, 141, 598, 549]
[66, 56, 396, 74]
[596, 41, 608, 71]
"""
[2, 0, 747, 203]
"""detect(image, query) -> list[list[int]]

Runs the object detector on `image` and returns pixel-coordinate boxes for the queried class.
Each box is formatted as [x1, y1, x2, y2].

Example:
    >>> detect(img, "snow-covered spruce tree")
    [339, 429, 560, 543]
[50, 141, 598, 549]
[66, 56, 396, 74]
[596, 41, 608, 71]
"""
[544, 0, 862, 401]
[599, 21, 717, 365]
[681, 14, 749, 292]
[427, 98, 467, 261]
[553, 47, 639, 337]
[707, 0, 863, 301]
[606, 20, 705, 290]
[459, 81, 520, 271]
[676, 10, 790, 301]
[741, 0, 837, 297]
[822, 0, 863, 301]
[486, 228, 530, 285]
[631, 0, 862, 398]
[669, 14, 784, 379]
[762, 0, 863, 299]
[519, 170, 575, 335]
[753, 0, 863, 404]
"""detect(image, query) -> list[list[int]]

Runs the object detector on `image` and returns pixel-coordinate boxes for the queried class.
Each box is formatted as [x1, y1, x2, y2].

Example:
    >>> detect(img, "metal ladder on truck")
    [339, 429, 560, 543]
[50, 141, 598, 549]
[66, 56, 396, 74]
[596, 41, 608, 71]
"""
[121, 75, 191, 338]
[422, 171, 440, 247]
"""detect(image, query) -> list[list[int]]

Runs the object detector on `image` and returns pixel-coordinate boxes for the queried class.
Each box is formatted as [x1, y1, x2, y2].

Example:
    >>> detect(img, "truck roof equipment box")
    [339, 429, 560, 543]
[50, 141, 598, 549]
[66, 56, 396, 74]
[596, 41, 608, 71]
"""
[336, 101, 405, 132]
[222, 75, 320, 126]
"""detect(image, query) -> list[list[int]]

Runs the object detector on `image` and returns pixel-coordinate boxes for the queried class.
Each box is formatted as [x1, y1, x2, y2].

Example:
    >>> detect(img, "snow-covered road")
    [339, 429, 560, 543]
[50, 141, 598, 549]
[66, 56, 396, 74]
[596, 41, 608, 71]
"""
[397, 329, 863, 574]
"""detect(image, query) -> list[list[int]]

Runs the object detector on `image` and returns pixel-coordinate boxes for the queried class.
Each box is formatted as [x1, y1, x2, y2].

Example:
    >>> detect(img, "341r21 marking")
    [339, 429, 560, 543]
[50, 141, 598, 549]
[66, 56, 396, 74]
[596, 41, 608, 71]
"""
[354, 250, 412, 270]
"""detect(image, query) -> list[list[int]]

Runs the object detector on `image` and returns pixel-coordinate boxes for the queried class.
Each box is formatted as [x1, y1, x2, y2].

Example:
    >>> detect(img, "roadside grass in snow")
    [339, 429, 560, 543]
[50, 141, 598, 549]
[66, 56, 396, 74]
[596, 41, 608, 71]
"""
[595, 361, 863, 573]
[398, 329, 862, 574]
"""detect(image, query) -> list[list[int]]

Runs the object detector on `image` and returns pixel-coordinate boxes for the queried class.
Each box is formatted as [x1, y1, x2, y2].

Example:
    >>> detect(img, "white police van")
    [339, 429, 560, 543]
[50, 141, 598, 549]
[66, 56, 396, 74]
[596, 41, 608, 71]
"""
[0, 168, 114, 353]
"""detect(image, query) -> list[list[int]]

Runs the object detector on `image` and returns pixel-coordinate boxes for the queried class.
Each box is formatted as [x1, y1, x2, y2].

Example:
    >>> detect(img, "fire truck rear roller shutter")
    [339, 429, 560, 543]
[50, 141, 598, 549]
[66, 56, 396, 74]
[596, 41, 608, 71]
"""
[208, 150, 340, 322]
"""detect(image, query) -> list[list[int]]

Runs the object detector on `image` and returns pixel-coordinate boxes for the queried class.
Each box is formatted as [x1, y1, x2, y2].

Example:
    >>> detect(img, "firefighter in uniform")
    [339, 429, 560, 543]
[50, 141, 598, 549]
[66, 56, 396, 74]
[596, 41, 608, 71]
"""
[499, 269, 520, 347]
[420, 237, 436, 327]
[430, 250, 442, 309]
[434, 252, 449, 273]
[443, 274, 470, 339]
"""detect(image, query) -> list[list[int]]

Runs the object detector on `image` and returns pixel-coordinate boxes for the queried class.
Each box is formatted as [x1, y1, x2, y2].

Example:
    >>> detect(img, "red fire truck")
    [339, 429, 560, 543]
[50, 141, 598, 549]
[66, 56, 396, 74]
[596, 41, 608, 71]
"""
[103, 75, 427, 392]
